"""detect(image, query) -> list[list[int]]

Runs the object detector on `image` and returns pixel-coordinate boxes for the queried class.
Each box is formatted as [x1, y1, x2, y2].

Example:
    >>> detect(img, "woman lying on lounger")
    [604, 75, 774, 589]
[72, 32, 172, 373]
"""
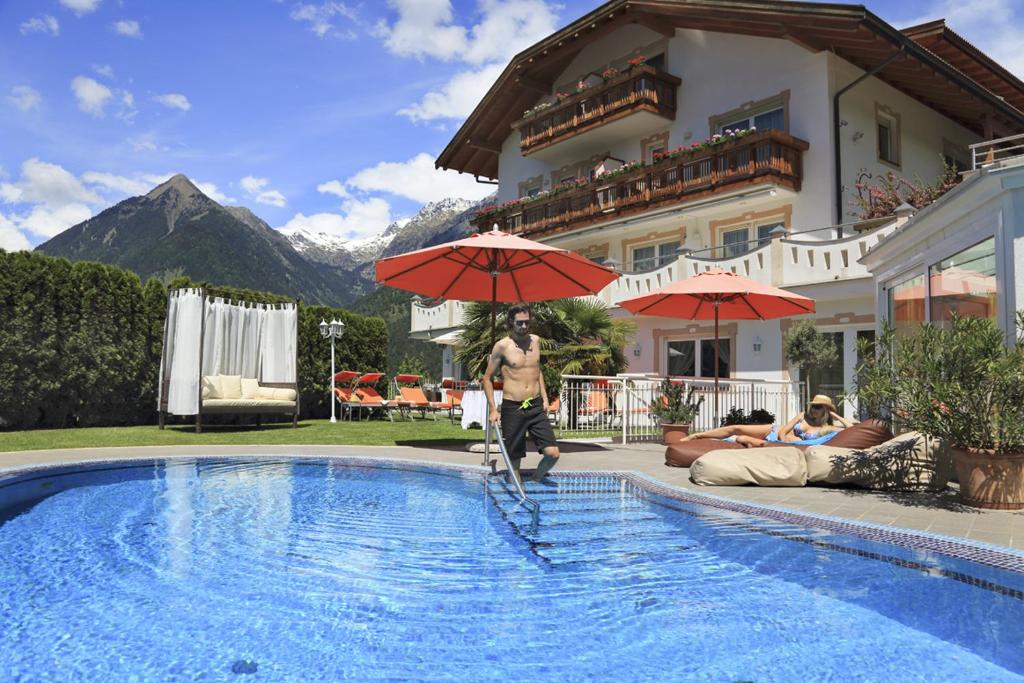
[681, 394, 857, 447]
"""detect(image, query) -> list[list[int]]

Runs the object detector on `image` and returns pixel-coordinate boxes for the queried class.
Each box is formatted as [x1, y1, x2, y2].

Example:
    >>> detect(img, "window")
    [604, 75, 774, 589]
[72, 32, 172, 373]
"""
[630, 241, 679, 271]
[718, 106, 784, 133]
[757, 222, 783, 247]
[876, 106, 901, 167]
[929, 237, 996, 326]
[667, 340, 695, 376]
[665, 338, 729, 378]
[887, 273, 925, 337]
[803, 332, 843, 402]
[855, 330, 876, 420]
[721, 228, 749, 258]
[646, 53, 665, 71]
[524, 185, 542, 198]
[700, 339, 730, 378]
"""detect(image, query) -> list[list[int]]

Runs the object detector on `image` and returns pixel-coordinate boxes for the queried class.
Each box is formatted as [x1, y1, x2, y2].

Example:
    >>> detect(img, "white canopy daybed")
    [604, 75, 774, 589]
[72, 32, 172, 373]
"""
[157, 288, 299, 432]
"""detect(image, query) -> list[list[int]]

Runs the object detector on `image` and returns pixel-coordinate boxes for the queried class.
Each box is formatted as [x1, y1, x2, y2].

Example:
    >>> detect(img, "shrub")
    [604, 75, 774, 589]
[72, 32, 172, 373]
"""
[720, 407, 775, 427]
[650, 380, 703, 425]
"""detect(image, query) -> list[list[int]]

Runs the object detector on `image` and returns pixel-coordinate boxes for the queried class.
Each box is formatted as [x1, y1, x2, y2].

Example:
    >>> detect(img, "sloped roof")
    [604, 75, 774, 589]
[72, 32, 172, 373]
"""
[437, 0, 1024, 179]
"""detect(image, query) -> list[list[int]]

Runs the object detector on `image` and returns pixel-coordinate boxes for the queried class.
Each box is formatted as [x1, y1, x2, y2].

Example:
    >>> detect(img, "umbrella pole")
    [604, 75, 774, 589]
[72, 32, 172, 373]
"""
[485, 273, 498, 466]
[714, 303, 720, 428]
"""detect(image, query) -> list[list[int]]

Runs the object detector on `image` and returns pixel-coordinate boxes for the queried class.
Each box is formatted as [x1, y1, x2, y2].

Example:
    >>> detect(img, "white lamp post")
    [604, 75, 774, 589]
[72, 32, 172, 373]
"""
[319, 318, 346, 423]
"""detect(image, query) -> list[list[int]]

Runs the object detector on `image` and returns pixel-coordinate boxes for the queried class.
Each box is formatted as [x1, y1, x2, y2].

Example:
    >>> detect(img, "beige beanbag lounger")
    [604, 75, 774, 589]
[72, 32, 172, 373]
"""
[689, 446, 808, 487]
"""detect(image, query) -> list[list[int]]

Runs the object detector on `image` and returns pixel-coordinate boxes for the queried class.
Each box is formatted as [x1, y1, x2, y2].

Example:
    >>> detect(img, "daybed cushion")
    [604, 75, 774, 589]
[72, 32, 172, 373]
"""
[825, 419, 893, 449]
[690, 447, 808, 487]
[272, 387, 297, 401]
[202, 375, 222, 400]
[241, 378, 260, 399]
[201, 399, 296, 409]
[666, 439, 742, 467]
[219, 375, 243, 400]
[804, 431, 952, 491]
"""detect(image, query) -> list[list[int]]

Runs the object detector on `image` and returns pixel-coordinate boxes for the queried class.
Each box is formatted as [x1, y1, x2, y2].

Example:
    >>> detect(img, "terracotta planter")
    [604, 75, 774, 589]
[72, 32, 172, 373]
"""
[661, 423, 691, 445]
[953, 448, 1024, 510]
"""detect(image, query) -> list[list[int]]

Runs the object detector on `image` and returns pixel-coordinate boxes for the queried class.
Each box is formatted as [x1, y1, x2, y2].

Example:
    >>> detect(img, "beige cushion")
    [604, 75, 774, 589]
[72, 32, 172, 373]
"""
[202, 399, 295, 409]
[804, 431, 952, 491]
[255, 386, 277, 400]
[219, 375, 243, 400]
[272, 387, 297, 401]
[240, 378, 260, 399]
[689, 447, 808, 487]
[201, 375, 222, 400]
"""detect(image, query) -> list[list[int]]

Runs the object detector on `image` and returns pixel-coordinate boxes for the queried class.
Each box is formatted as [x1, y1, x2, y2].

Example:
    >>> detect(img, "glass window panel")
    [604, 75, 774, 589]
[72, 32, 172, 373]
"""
[631, 245, 656, 271]
[929, 237, 997, 327]
[855, 330, 876, 420]
[888, 273, 926, 337]
[719, 118, 750, 133]
[667, 340, 695, 377]
[700, 338, 730, 378]
[657, 241, 680, 266]
[646, 53, 665, 71]
[878, 122, 896, 164]
[804, 332, 843, 403]
[757, 222, 782, 247]
[753, 107, 785, 131]
[722, 228, 749, 258]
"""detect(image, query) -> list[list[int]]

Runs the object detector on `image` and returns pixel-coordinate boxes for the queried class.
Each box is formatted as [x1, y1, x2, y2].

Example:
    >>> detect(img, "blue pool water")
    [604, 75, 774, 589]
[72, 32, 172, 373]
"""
[1, 458, 1024, 682]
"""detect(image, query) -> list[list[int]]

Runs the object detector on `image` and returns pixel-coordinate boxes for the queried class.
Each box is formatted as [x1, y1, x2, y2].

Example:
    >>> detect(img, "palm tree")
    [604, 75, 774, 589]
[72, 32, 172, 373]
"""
[454, 298, 636, 408]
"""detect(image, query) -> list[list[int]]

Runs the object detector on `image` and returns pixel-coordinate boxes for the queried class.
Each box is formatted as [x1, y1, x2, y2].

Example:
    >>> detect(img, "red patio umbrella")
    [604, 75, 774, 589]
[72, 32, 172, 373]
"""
[375, 228, 619, 346]
[619, 268, 815, 424]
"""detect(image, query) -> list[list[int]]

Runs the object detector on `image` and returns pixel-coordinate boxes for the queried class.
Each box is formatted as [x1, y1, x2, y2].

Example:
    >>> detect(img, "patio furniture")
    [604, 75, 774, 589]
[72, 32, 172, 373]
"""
[333, 370, 362, 421]
[352, 373, 395, 421]
[393, 374, 452, 420]
[158, 288, 299, 432]
[441, 378, 467, 424]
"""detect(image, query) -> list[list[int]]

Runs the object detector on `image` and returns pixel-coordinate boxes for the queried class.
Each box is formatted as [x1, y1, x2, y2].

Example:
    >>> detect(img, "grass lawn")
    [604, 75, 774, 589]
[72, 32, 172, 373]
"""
[0, 418, 484, 453]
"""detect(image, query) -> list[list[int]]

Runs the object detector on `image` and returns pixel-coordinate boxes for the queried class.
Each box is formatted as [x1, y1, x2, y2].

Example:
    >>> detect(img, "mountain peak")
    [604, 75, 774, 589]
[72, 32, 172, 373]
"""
[146, 173, 204, 201]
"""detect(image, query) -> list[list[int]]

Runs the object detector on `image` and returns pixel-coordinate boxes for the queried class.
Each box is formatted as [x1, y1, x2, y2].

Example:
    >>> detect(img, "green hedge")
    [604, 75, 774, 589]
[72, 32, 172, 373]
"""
[0, 252, 386, 430]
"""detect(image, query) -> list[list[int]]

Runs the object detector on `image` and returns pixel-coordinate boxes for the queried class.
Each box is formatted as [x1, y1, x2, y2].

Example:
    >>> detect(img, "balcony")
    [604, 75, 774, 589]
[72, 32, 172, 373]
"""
[475, 130, 809, 238]
[410, 299, 468, 338]
[513, 65, 681, 158]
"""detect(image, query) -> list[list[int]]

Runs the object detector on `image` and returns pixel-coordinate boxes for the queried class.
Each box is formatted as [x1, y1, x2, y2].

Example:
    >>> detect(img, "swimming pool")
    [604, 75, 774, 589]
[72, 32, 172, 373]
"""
[1, 457, 1023, 681]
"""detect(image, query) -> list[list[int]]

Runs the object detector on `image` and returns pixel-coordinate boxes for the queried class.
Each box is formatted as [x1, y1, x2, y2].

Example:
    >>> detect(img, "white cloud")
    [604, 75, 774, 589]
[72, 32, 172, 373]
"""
[345, 152, 496, 203]
[19, 204, 93, 238]
[290, 2, 358, 38]
[241, 176, 287, 207]
[316, 180, 349, 198]
[8, 86, 42, 112]
[20, 15, 60, 36]
[154, 93, 191, 111]
[81, 171, 174, 196]
[898, 0, 1024, 78]
[373, 0, 467, 61]
[280, 197, 393, 240]
[376, 0, 557, 65]
[0, 159, 104, 239]
[112, 20, 142, 38]
[93, 64, 115, 79]
[71, 76, 113, 117]
[0, 159, 101, 207]
[0, 212, 31, 252]
[398, 63, 504, 122]
[60, 0, 101, 16]
[195, 181, 234, 204]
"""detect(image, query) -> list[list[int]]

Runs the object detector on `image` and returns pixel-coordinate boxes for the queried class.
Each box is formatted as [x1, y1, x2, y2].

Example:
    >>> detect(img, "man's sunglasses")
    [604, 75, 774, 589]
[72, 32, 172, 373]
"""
[513, 320, 530, 327]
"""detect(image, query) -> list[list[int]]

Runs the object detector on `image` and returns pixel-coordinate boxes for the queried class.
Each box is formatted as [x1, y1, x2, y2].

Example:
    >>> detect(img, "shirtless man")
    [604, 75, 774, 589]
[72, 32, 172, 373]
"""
[483, 304, 560, 483]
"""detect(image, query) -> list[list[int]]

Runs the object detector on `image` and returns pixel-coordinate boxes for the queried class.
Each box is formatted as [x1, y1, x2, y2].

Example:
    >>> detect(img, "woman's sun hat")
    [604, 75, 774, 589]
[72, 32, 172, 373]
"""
[810, 394, 834, 408]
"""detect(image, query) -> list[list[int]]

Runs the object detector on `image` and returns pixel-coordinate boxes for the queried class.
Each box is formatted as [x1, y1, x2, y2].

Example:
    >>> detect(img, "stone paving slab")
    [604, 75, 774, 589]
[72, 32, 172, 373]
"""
[2, 440, 1022, 550]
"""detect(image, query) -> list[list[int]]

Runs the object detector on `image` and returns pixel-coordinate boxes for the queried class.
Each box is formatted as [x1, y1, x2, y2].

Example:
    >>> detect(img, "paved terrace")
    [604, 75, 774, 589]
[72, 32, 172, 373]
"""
[3, 442, 1023, 551]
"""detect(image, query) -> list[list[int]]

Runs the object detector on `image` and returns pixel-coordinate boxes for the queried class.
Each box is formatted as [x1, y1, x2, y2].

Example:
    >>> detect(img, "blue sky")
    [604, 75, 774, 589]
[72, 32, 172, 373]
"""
[1, 0, 1022, 251]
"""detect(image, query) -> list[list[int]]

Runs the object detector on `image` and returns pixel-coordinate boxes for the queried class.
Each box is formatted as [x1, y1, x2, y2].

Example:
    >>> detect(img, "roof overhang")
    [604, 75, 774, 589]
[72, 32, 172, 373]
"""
[436, 0, 1024, 180]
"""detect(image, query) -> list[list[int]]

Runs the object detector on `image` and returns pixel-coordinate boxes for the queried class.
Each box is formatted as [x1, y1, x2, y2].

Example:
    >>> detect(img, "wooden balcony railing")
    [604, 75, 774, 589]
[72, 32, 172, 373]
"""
[513, 65, 681, 156]
[475, 130, 809, 238]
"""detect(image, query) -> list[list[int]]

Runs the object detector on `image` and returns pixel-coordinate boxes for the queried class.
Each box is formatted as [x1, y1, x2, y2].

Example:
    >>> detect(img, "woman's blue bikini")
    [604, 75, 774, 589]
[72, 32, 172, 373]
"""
[723, 422, 838, 446]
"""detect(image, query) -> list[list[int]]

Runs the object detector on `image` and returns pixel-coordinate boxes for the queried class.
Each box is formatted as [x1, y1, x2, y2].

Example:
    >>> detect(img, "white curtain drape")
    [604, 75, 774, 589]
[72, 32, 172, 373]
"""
[260, 305, 297, 383]
[160, 292, 297, 415]
[165, 289, 204, 415]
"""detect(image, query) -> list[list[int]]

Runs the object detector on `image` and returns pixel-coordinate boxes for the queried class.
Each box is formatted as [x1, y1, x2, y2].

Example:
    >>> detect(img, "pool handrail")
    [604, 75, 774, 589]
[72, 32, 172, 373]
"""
[485, 420, 541, 522]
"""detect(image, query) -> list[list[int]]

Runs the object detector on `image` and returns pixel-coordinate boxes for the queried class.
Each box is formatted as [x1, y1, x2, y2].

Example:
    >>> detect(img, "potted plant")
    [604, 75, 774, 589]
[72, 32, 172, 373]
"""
[855, 313, 1024, 508]
[650, 379, 703, 444]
